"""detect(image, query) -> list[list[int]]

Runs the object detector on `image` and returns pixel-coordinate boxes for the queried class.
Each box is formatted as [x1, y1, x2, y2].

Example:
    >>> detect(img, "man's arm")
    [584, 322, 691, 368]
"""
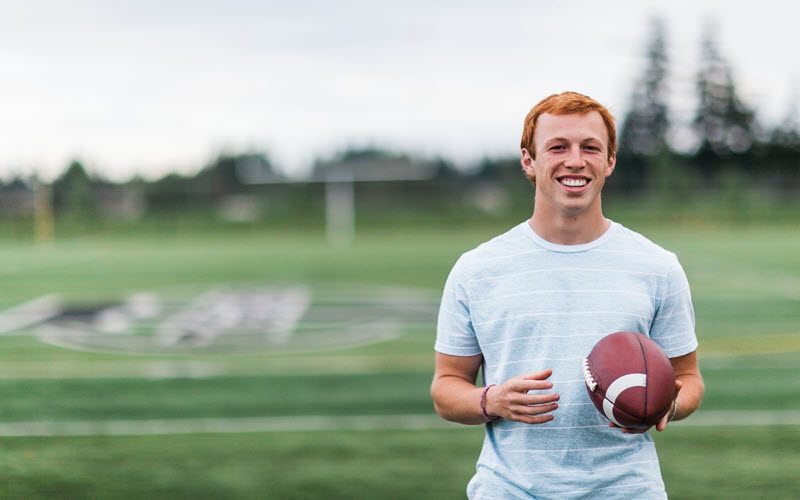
[665, 350, 704, 425]
[430, 352, 487, 424]
[431, 352, 560, 425]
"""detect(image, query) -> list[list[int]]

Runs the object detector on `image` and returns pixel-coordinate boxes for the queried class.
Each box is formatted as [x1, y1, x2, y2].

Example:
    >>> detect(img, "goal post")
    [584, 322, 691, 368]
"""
[324, 176, 355, 245]
[237, 155, 437, 245]
[33, 178, 55, 243]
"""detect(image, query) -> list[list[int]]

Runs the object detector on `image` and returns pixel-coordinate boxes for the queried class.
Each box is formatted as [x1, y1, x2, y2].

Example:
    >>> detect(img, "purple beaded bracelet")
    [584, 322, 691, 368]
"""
[480, 384, 500, 421]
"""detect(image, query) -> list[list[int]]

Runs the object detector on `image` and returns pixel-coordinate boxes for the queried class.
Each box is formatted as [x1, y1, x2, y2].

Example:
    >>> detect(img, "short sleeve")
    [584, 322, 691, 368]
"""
[650, 256, 698, 358]
[434, 257, 482, 356]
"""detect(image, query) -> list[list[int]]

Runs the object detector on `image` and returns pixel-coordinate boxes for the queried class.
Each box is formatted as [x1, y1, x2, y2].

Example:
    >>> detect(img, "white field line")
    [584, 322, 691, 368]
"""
[0, 294, 62, 334]
[1, 410, 799, 437]
[675, 410, 800, 427]
[0, 415, 458, 437]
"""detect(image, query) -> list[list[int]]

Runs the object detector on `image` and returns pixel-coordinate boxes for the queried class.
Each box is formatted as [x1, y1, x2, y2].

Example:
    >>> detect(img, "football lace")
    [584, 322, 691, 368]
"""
[582, 357, 597, 391]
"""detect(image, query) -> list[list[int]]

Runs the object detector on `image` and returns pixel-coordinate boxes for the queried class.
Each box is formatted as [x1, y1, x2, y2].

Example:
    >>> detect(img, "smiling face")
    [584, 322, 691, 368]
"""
[522, 111, 616, 222]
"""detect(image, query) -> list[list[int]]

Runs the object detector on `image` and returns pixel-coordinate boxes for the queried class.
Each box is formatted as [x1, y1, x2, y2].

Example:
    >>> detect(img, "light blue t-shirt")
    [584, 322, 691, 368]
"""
[435, 220, 698, 499]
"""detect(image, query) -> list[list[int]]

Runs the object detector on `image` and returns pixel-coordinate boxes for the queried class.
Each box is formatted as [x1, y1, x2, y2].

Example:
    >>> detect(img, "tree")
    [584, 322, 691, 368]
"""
[53, 160, 94, 217]
[771, 100, 800, 150]
[764, 99, 800, 190]
[619, 18, 671, 157]
[692, 23, 759, 165]
[616, 18, 671, 193]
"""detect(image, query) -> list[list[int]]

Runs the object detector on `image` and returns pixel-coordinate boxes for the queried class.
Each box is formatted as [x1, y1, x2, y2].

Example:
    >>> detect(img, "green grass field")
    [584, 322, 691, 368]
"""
[0, 217, 798, 499]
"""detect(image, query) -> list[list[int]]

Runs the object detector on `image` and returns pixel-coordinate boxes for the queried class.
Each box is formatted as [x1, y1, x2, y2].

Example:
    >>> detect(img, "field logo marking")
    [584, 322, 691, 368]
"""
[0, 295, 62, 334]
[10, 285, 438, 355]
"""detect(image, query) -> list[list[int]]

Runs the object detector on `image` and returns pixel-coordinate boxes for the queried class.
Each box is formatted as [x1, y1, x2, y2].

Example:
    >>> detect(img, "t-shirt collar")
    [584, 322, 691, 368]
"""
[522, 219, 618, 253]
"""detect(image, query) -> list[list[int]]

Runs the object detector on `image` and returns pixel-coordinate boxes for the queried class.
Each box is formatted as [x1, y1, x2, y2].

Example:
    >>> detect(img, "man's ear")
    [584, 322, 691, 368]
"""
[521, 148, 534, 176]
[605, 153, 616, 177]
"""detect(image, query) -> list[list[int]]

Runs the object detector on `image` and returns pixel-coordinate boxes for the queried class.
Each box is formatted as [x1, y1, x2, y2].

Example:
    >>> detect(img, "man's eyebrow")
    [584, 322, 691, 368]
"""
[543, 136, 603, 145]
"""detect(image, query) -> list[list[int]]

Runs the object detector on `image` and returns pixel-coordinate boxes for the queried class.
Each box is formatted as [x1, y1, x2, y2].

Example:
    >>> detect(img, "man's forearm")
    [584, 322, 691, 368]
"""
[673, 373, 704, 421]
[431, 375, 488, 425]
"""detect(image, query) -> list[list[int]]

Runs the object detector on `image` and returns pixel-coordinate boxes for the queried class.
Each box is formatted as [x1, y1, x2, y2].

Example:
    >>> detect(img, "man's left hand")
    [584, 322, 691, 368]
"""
[610, 379, 683, 434]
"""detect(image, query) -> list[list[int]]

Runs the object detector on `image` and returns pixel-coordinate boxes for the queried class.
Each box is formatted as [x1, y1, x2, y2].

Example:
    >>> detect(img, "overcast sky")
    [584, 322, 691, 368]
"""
[1, 1, 798, 181]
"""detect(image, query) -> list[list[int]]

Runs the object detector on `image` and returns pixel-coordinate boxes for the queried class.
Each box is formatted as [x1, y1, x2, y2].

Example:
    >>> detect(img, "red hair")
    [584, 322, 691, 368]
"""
[520, 92, 616, 160]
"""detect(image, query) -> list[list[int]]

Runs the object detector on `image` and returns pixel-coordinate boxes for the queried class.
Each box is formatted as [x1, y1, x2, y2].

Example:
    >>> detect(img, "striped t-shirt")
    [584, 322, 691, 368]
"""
[435, 220, 698, 499]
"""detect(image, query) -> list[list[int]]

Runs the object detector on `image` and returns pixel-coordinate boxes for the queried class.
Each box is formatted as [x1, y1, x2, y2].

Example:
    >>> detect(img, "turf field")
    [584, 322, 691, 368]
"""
[0, 218, 798, 499]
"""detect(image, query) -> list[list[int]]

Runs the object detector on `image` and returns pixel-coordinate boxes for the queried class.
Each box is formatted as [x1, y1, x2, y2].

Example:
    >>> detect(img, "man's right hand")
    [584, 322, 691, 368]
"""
[483, 369, 560, 424]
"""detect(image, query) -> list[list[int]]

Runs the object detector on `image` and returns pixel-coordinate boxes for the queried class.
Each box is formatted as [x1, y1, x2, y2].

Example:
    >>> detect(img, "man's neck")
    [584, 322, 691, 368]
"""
[528, 209, 610, 246]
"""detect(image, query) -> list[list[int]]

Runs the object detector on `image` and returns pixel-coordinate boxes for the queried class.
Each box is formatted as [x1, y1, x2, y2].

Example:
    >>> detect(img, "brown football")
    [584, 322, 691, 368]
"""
[582, 331, 675, 429]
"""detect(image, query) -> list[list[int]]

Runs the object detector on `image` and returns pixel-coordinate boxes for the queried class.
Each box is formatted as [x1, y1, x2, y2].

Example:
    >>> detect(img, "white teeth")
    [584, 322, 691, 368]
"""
[561, 178, 587, 187]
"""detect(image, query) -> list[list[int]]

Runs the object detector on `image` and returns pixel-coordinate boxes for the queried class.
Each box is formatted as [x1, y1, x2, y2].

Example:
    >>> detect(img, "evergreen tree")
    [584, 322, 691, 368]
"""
[771, 99, 800, 150]
[692, 24, 759, 164]
[619, 18, 671, 157]
[53, 160, 94, 217]
[766, 99, 800, 189]
[616, 18, 671, 193]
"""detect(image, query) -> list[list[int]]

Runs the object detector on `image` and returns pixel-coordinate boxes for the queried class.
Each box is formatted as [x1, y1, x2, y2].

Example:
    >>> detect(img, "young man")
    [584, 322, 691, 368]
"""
[431, 92, 703, 499]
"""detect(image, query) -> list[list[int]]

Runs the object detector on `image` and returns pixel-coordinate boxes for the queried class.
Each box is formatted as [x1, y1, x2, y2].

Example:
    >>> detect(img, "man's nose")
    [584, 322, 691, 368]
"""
[565, 146, 585, 167]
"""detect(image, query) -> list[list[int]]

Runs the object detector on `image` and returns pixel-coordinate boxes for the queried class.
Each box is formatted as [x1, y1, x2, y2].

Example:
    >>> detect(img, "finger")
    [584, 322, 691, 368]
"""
[621, 427, 649, 434]
[673, 379, 684, 399]
[499, 383, 559, 405]
[655, 412, 670, 432]
[511, 377, 555, 394]
[516, 369, 553, 381]
[514, 413, 556, 425]
[516, 392, 560, 406]
[499, 397, 560, 418]
[610, 422, 649, 434]
[510, 401, 559, 416]
[507, 403, 559, 424]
